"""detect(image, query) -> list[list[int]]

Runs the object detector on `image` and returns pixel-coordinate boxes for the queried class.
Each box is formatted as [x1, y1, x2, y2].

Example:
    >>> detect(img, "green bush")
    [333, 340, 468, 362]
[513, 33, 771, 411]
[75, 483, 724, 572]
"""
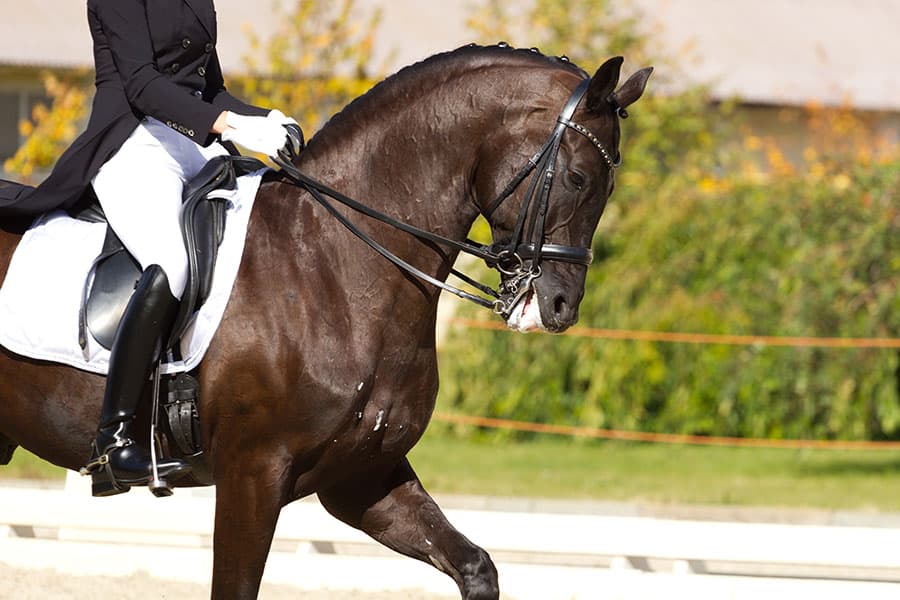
[437, 161, 900, 441]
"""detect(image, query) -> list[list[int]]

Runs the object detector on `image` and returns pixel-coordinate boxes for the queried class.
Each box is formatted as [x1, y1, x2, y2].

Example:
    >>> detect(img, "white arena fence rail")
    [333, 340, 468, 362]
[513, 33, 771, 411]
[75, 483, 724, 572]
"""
[2, 473, 900, 599]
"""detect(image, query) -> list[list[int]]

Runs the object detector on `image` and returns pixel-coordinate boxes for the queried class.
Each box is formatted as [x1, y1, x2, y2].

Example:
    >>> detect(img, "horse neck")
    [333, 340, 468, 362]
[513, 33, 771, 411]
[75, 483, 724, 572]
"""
[256, 58, 574, 321]
[291, 61, 568, 242]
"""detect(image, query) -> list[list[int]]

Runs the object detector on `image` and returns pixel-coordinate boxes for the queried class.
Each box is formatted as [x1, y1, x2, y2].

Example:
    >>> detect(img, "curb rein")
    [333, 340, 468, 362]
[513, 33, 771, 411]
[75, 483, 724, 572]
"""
[274, 78, 620, 319]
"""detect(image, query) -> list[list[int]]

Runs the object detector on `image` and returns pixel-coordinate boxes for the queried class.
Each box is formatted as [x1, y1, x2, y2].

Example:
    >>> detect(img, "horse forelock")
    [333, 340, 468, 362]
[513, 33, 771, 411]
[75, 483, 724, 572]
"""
[303, 44, 588, 152]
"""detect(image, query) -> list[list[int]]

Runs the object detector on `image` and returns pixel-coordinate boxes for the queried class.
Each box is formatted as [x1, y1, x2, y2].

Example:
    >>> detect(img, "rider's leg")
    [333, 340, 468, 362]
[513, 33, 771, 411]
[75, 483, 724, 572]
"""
[86, 118, 231, 495]
[85, 120, 206, 495]
[93, 122, 191, 300]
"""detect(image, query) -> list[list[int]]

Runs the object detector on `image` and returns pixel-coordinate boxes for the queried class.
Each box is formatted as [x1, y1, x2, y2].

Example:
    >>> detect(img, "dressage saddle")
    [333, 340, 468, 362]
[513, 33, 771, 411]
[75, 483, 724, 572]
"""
[73, 154, 265, 352]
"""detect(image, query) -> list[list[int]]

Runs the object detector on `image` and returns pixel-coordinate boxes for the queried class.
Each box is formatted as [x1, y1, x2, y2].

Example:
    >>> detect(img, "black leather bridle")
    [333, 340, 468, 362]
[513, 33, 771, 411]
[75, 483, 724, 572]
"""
[274, 78, 620, 318]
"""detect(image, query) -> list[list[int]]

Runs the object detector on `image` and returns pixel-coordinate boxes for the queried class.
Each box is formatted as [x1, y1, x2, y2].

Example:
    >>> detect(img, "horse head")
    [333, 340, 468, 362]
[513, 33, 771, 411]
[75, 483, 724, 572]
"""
[474, 56, 652, 333]
[275, 47, 650, 337]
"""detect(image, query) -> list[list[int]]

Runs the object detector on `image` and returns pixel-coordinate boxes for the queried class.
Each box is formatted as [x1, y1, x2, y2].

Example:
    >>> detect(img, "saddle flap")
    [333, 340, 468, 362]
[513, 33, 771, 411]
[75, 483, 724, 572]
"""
[84, 228, 142, 350]
[169, 155, 266, 345]
[169, 156, 237, 345]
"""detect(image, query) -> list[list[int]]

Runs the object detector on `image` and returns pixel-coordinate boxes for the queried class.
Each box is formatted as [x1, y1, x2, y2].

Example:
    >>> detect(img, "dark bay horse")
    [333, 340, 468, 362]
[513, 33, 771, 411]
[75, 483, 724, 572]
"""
[0, 45, 650, 599]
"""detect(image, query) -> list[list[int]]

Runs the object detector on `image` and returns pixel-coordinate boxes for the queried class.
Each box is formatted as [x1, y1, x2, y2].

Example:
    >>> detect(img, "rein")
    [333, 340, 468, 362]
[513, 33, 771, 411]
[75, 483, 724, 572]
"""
[273, 78, 619, 318]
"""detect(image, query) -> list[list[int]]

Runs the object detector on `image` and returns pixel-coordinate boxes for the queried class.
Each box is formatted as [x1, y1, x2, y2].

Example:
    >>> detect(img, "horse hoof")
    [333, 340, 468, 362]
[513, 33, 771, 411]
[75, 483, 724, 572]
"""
[91, 472, 130, 497]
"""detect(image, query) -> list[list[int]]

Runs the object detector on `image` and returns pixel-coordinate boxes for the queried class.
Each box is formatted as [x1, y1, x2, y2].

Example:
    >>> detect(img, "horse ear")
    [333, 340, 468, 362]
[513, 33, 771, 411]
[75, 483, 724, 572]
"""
[586, 57, 624, 114]
[611, 66, 653, 112]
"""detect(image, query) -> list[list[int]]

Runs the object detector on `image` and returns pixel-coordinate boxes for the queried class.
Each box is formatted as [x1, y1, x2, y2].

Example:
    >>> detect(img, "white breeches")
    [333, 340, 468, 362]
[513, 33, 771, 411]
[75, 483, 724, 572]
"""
[91, 117, 229, 299]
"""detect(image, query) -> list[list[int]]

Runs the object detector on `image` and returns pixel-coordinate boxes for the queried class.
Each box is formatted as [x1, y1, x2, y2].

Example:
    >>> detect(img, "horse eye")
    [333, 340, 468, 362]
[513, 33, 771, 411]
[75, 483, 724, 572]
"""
[568, 170, 586, 188]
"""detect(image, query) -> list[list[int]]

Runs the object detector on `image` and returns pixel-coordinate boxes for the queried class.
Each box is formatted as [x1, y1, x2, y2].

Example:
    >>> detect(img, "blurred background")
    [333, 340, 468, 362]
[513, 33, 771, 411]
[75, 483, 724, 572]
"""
[1, 0, 899, 512]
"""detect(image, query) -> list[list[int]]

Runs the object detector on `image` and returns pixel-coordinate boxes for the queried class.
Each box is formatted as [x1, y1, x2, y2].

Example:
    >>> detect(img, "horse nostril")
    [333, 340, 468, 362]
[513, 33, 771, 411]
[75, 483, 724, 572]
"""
[553, 294, 567, 317]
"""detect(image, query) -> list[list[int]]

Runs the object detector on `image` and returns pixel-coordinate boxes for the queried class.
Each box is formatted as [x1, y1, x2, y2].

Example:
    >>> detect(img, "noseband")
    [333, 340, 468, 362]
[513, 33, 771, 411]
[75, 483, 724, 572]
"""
[481, 78, 619, 315]
[274, 78, 619, 318]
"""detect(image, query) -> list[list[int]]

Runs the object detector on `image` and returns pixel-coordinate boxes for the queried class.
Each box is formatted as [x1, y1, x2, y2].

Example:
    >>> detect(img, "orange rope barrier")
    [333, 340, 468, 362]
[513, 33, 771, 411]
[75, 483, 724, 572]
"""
[447, 318, 900, 349]
[432, 413, 900, 450]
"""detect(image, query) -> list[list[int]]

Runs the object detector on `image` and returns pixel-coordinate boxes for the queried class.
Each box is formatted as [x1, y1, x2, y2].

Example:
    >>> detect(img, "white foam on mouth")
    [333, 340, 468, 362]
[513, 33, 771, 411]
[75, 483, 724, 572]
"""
[505, 291, 546, 333]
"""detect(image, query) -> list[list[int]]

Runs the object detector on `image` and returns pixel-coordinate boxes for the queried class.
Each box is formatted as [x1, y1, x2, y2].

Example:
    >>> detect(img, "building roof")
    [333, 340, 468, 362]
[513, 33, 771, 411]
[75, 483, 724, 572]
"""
[0, 1, 897, 111]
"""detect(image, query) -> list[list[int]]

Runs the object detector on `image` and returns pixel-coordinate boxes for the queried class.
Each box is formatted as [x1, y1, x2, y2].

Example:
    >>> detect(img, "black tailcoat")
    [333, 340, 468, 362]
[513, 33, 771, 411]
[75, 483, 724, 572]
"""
[0, 0, 268, 217]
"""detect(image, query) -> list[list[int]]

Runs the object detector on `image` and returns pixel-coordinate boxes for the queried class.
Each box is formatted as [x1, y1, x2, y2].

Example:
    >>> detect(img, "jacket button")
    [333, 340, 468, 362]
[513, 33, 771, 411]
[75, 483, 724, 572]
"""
[205, 42, 214, 53]
[192, 90, 203, 98]
[197, 66, 206, 76]
[170, 63, 180, 73]
[182, 38, 192, 49]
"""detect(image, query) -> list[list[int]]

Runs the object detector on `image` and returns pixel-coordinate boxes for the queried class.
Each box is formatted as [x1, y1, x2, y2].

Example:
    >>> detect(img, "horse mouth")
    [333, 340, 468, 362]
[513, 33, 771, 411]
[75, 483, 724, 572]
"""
[505, 291, 545, 333]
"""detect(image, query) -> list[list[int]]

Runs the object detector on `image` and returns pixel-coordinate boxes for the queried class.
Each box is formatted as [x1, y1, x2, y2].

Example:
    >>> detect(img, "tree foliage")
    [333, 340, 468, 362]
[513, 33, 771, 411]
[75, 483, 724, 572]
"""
[439, 160, 900, 441]
[468, 0, 653, 69]
[3, 72, 90, 182]
[232, 0, 387, 132]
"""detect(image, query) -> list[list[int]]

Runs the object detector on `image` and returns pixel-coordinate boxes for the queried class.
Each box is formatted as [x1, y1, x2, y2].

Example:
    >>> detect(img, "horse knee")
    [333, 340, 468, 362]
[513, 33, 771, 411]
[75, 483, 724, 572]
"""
[459, 548, 499, 600]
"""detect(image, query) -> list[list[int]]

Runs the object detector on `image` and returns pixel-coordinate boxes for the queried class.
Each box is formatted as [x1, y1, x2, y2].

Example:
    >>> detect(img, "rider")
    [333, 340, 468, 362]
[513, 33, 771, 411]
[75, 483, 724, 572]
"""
[0, 0, 299, 496]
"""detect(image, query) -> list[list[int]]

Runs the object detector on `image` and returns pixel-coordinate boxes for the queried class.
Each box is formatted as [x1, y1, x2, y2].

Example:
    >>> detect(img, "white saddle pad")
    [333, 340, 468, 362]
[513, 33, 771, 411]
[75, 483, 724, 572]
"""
[0, 169, 267, 375]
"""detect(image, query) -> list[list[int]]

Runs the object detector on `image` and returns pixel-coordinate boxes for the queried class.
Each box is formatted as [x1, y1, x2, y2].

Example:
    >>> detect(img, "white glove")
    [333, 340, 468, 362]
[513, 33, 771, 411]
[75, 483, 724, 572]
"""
[220, 112, 288, 156]
[267, 109, 298, 126]
[268, 109, 304, 158]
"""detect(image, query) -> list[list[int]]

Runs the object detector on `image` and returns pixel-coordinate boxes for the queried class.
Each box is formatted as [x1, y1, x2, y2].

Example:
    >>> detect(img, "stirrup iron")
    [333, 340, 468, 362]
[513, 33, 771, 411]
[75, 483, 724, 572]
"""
[148, 360, 173, 498]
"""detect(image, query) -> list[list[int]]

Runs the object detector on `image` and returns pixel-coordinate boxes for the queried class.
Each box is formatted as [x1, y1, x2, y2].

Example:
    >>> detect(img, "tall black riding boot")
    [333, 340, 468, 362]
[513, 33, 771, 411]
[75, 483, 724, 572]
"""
[87, 264, 191, 497]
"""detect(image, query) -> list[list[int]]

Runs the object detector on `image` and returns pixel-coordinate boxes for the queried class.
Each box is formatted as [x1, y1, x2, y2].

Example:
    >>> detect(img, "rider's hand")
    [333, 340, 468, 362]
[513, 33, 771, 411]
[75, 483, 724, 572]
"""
[267, 109, 304, 159]
[220, 112, 289, 157]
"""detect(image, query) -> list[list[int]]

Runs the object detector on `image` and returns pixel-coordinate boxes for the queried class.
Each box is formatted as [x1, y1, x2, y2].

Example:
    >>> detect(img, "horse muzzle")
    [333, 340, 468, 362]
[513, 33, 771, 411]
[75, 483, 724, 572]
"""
[501, 270, 582, 333]
[505, 289, 545, 333]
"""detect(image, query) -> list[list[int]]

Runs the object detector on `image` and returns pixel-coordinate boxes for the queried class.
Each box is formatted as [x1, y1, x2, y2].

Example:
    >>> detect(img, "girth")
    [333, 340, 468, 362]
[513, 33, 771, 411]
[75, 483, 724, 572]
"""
[74, 154, 265, 352]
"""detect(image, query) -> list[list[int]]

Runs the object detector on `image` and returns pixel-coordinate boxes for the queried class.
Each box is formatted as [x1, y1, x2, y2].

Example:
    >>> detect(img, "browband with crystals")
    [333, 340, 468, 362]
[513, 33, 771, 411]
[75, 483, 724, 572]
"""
[558, 118, 621, 169]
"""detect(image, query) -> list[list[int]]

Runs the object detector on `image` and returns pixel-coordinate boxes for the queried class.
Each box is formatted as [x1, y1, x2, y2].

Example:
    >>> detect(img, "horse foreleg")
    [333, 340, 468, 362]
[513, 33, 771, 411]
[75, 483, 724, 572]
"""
[319, 457, 499, 600]
[0, 432, 16, 465]
[210, 460, 290, 600]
